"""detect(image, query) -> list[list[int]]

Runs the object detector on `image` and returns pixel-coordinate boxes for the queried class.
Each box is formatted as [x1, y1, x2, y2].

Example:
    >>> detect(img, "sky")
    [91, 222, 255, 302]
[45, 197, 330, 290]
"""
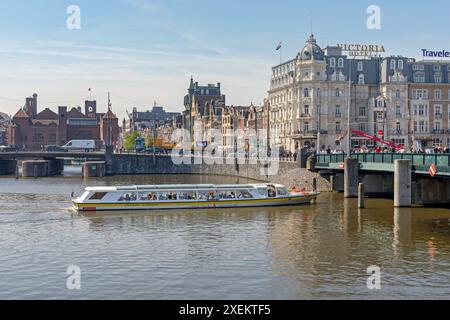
[1, 0, 450, 121]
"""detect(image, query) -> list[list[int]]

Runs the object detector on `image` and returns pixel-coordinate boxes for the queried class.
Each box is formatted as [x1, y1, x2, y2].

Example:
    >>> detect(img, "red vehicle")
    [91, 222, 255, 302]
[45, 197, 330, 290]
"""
[351, 130, 403, 151]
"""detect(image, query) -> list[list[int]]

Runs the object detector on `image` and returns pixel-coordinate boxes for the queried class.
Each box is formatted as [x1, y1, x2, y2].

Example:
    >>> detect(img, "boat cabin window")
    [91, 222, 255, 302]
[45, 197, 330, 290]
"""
[268, 186, 276, 198]
[198, 191, 216, 200]
[119, 193, 137, 201]
[218, 191, 236, 199]
[256, 188, 267, 197]
[178, 192, 197, 200]
[236, 190, 253, 199]
[277, 187, 289, 196]
[89, 192, 107, 200]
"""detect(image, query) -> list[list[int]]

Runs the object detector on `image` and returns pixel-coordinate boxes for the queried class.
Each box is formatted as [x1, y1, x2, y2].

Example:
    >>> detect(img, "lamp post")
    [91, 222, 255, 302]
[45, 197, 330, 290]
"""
[346, 61, 352, 157]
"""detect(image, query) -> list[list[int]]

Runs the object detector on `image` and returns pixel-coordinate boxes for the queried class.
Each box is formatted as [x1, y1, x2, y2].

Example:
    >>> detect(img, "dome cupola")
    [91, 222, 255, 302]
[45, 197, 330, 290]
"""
[299, 34, 324, 61]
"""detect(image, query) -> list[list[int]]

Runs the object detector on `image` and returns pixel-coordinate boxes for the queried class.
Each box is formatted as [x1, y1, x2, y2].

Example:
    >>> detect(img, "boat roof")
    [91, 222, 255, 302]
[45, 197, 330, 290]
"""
[85, 183, 285, 192]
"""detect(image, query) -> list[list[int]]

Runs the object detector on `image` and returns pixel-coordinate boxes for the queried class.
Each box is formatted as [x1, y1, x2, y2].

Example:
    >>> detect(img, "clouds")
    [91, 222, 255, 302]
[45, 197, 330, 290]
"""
[0, 38, 272, 120]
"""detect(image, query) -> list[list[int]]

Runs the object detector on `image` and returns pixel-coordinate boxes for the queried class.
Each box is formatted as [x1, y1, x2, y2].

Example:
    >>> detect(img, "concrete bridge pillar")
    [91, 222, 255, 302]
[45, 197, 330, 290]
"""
[47, 159, 64, 176]
[344, 158, 359, 198]
[83, 161, 106, 178]
[394, 159, 412, 207]
[0, 160, 17, 175]
[22, 160, 48, 178]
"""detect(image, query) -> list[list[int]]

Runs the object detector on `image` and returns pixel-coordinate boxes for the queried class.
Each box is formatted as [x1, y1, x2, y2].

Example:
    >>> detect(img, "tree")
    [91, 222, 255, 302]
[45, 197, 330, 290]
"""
[123, 131, 141, 151]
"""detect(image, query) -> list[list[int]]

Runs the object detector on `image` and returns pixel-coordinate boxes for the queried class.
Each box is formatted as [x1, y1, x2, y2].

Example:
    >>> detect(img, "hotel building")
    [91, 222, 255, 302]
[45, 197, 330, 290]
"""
[269, 34, 450, 152]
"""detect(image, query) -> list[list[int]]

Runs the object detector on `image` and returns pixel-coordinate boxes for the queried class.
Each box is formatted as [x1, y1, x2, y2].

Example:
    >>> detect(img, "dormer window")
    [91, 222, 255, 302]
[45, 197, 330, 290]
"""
[358, 74, 365, 84]
[357, 62, 363, 71]
[338, 58, 344, 68]
[398, 60, 404, 70]
[330, 58, 336, 68]
[390, 60, 396, 70]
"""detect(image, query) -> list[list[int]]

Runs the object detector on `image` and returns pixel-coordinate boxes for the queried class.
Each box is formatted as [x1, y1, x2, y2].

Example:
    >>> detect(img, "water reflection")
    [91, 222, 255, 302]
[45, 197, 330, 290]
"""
[393, 207, 413, 258]
[0, 174, 450, 299]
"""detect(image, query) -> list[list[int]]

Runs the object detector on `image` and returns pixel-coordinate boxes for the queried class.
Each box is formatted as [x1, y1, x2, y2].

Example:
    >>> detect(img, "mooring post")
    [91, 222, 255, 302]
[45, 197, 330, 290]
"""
[344, 158, 358, 198]
[394, 159, 412, 207]
[15, 165, 19, 179]
[358, 183, 365, 208]
[312, 178, 317, 192]
[33, 164, 38, 179]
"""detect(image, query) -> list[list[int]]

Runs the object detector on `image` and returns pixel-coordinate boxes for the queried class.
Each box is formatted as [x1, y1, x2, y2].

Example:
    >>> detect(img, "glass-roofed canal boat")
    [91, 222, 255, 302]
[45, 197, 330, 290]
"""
[71, 184, 319, 212]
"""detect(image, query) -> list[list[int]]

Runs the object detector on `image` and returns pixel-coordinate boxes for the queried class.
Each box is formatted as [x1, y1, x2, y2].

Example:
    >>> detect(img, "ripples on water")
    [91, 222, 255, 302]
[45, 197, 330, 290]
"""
[0, 167, 449, 300]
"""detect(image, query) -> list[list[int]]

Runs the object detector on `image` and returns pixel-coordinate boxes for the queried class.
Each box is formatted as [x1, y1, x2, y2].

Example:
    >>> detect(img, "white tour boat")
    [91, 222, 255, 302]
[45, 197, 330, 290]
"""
[71, 184, 319, 212]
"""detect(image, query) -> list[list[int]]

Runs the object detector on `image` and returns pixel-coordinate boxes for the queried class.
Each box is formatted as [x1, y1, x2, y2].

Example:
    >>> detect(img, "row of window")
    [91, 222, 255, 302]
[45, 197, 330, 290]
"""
[411, 89, 450, 100]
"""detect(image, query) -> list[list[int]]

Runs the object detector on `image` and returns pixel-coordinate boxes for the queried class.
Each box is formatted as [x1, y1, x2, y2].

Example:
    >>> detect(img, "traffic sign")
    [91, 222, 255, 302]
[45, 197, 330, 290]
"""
[429, 164, 437, 177]
[378, 130, 384, 136]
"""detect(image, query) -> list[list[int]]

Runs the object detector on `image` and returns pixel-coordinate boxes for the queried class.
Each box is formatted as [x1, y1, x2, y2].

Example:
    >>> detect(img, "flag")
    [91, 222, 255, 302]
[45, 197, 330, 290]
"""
[276, 42, 282, 51]
[429, 164, 437, 177]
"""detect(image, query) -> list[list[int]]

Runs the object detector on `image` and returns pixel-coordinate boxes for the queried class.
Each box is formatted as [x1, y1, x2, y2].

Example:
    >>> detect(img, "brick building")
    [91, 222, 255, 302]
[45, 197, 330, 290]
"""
[8, 94, 119, 150]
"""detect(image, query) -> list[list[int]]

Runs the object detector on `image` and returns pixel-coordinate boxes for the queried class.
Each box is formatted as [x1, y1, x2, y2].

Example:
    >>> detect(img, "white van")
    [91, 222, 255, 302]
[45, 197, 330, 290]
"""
[63, 140, 96, 152]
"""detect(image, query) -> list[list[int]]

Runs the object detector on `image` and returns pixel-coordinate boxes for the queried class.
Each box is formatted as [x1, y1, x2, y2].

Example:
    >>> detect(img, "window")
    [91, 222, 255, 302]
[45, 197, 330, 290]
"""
[414, 74, 425, 83]
[304, 88, 309, 97]
[358, 123, 366, 132]
[377, 100, 384, 108]
[435, 121, 442, 131]
[396, 90, 401, 98]
[390, 60, 396, 70]
[396, 106, 401, 118]
[336, 88, 341, 97]
[359, 106, 366, 117]
[434, 65, 441, 72]
[89, 192, 107, 200]
[316, 88, 321, 97]
[435, 105, 442, 116]
[335, 105, 341, 117]
[398, 60, 404, 70]
[419, 105, 425, 116]
[413, 64, 424, 71]
[435, 75, 442, 83]
[412, 89, 428, 99]
[396, 122, 401, 132]
[338, 58, 344, 68]
[330, 58, 336, 68]
[304, 122, 309, 132]
[357, 61, 363, 71]
[435, 90, 442, 100]
[358, 74, 365, 84]
[335, 74, 340, 81]
[303, 105, 309, 115]
[335, 122, 341, 132]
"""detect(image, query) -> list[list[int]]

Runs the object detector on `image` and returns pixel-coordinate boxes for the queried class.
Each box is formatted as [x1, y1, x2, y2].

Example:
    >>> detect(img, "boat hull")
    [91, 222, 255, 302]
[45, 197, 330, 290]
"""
[72, 194, 318, 212]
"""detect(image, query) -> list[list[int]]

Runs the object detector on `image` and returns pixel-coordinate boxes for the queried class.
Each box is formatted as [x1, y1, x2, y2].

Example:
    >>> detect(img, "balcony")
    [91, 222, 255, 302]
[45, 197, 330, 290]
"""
[435, 113, 443, 119]
[433, 129, 445, 134]
[300, 113, 313, 118]
[335, 113, 342, 118]
[392, 130, 403, 136]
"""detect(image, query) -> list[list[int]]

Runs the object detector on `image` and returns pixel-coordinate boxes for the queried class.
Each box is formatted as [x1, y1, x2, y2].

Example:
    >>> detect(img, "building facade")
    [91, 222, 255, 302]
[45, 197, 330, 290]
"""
[268, 34, 450, 152]
[8, 94, 120, 150]
[183, 77, 226, 141]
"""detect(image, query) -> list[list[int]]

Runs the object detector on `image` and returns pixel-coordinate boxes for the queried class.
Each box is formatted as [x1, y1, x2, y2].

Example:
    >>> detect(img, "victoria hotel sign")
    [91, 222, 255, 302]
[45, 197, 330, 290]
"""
[337, 44, 386, 58]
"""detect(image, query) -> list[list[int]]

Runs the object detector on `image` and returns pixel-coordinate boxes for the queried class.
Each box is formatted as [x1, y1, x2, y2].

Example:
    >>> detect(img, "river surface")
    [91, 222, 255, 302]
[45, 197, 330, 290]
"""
[0, 166, 449, 300]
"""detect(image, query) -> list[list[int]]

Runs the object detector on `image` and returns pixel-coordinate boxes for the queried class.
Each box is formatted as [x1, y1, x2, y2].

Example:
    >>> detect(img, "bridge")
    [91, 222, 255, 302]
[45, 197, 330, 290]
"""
[315, 153, 450, 177]
[0, 151, 106, 161]
[313, 153, 450, 207]
[0, 150, 108, 177]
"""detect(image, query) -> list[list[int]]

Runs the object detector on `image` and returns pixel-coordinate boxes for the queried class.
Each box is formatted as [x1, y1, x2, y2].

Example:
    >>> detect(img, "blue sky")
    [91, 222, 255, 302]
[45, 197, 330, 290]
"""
[1, 0, 450, 120]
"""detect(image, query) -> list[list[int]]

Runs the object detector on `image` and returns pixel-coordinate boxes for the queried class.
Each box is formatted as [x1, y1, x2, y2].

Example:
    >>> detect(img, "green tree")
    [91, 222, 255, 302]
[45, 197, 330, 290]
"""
[123, 131, 141, 151]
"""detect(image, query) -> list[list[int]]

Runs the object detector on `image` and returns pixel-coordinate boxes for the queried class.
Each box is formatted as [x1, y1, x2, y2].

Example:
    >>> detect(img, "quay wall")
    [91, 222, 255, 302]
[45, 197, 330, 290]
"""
[110, 154, 331, 191]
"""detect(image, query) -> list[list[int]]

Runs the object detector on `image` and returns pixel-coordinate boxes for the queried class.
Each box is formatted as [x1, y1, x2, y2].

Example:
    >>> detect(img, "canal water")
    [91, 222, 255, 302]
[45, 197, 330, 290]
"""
[0, 166, 449, 299]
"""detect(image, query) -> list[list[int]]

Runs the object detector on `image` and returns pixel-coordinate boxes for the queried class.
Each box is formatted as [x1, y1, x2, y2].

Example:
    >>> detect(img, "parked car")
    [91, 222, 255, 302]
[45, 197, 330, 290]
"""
[0, 144, 19, 152]
[45, 145, 67, 152]
[144, 147, 168, 155]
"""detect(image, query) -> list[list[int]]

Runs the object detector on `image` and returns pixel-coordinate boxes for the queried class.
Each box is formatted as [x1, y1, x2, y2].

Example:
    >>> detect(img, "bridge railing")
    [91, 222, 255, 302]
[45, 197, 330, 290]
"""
[317, 153, 450, 170]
